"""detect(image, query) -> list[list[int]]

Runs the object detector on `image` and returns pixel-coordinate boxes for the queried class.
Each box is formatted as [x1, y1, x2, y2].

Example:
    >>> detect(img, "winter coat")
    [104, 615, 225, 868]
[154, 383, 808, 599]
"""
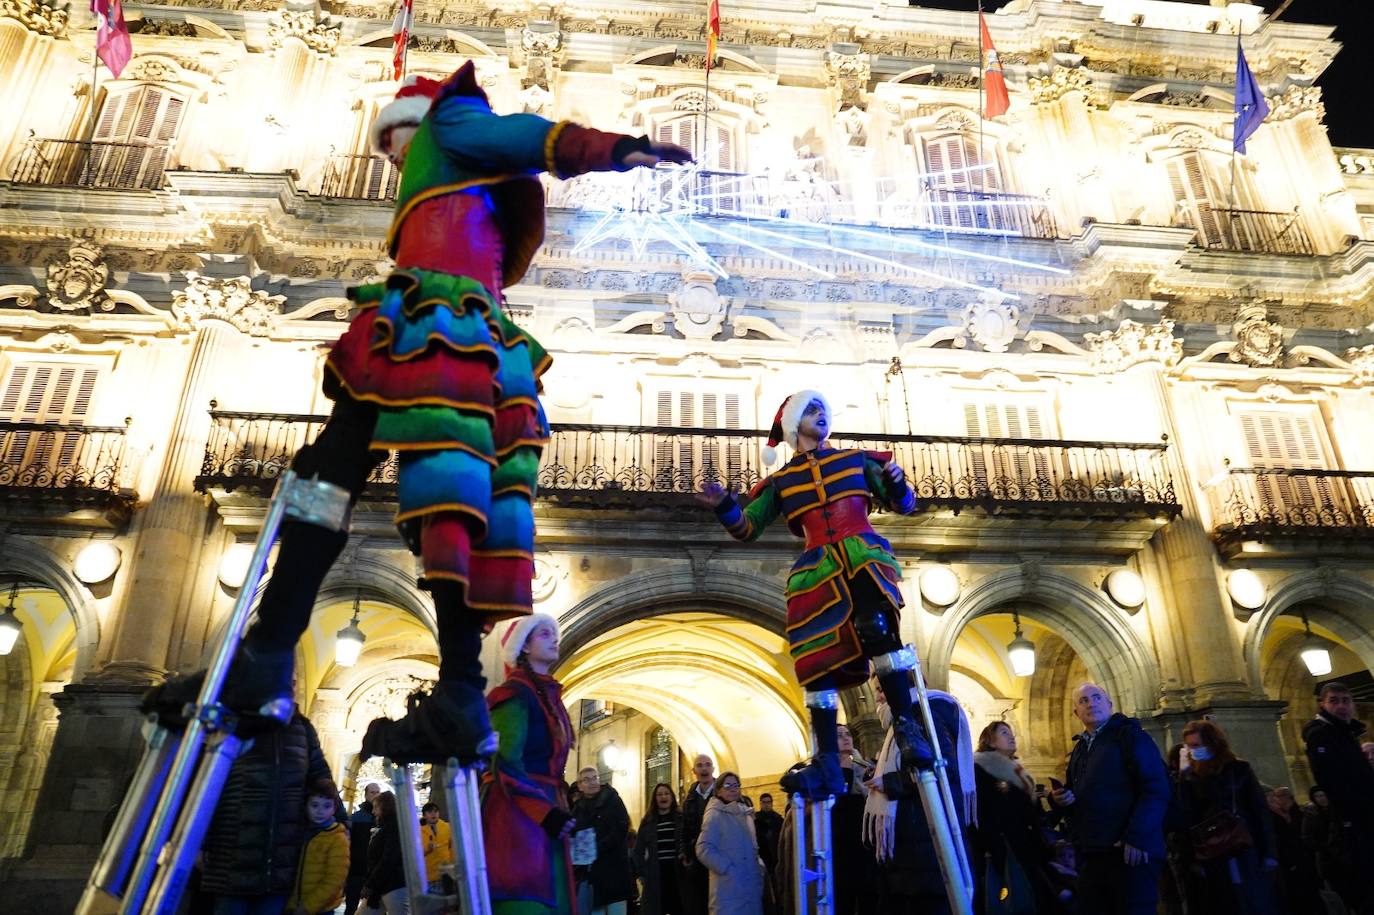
[1061, 712, 1170, 858]
[287, 821, 349, 914]
[694, 797, 764, 915]
[754, 808, 783, 871]
[680, 782, 715, 868]
[572, 784, 633, 906]
[1173, 758, 1276, 915]
[1303, 711, 1374, 833]
[422, 817, 453, 882]
[974, 753, 1064, 914]
[633, 809, 683, 915]
[365, 816, 406, 899]
[348, 805, 376, 877]
[1271, 808, 1324, 915]
[199, 711, 332, 896]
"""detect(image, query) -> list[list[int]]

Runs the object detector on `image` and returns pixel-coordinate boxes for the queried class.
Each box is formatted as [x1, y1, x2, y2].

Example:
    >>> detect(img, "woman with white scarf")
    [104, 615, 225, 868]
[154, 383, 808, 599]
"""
[973, 721, 1066, 914]
[862, 679, 975, 914]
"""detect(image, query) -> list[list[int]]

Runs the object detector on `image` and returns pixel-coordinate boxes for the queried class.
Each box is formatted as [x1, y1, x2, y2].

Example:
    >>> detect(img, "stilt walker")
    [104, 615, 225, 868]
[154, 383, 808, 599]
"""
[86, 61, 691, 915]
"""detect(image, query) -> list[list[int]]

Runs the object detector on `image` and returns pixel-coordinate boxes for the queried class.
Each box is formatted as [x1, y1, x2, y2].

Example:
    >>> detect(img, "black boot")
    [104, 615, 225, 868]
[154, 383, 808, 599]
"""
[141, 644, 295, 733]
[779, 751, 844, 800]
[359, 680, 497, 765]
[891, 713, 936, 771]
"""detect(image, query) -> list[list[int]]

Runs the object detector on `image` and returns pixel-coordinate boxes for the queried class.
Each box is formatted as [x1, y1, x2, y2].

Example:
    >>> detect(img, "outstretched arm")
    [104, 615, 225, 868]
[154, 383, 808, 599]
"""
[696, 480, 781, 542]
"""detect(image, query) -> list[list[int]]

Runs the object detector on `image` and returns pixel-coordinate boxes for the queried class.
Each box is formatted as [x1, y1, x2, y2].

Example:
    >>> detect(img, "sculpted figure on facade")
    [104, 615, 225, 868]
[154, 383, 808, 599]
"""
[45, 240, 112, 314]
[1230, 302, 1285, 368]
[171, 274, 284, 337]
[1028, 65, 1092, 104]
[266, 5, 340, 54]
[1083, 319, 1182, 372]
[0, 0, 69, 37]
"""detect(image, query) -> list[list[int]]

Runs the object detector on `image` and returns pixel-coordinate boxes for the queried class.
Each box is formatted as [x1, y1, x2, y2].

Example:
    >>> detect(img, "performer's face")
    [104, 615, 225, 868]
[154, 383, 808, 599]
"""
[525, 622, 560, 666]
[385, 124, 420, 167]
[797, 399, 829, 444]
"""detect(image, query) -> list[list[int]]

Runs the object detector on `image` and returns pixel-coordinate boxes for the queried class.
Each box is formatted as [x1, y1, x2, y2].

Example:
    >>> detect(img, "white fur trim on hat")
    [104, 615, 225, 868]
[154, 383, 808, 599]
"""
[778, 390, 830, 451]
[500, 612, 560, 669]
[369, 95, 435, 154]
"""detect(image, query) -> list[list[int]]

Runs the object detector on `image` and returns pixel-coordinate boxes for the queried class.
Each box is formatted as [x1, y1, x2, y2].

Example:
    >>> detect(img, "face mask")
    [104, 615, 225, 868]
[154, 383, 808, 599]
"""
[1189, 746, 1212, 761]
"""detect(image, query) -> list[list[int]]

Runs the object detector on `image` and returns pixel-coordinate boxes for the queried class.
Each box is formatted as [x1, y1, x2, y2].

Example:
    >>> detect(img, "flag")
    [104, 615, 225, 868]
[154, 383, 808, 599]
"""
[980, 12, 1009, 119]
[91, 0, 131, 79]
[1233, 39, 1269, 154]
[706, 0, 720, 73]
[391, 0, 414, 81]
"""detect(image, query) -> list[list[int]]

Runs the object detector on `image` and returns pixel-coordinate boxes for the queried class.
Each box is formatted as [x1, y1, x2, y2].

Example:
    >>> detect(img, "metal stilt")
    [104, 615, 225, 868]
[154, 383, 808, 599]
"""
[387, 758, 492, 915]
[791, 792, 834, 915]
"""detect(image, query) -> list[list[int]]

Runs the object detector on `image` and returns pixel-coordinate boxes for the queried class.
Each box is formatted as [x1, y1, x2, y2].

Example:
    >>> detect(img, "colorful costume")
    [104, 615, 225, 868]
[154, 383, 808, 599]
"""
[482, 613, 577, 914]
[706, 390, 930, 798]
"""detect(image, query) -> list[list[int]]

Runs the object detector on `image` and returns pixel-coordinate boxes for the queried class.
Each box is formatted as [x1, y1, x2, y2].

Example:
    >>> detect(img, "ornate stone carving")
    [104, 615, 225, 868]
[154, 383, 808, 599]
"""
[1161, 92, 1207, 108]
[172, 274, 285, 337]
[45, 240, 112, 314]
[669, 272, 727, 340]
[126, 56, 183, 83]
[1343, 345, 1374, 385]
[531, 554, 562, 603]
[266, 7, 339, 54]
[1229, 303, 1284, 368]
[825, 48, 870, 112]
[521, 20, 561, 100]
[1083, 319, 1182, 372]
[0, 0, 69, 37]
[837, 106, 868, 147]
[957, 297, 1022, 354]
[934, 109, 976, 133]
[522, 21, 561, 56]
[131, 16, 197, 36]
[1267, 85, 1325, 123]
[1028, 66, 1092, 104]
[671, 90, 719, 113]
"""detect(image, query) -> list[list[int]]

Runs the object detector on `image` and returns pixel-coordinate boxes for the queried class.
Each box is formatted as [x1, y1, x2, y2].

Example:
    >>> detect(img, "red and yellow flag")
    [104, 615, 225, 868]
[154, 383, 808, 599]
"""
[980, 11, 1010, 119]
[706, 0, 720, 72]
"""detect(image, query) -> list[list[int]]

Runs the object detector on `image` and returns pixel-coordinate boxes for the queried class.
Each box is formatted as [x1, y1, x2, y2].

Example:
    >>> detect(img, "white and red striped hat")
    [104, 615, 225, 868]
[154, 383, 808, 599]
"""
[369, 74, 443, 154]
[500, 612, 560, 670]
[761, 390, 830, 465]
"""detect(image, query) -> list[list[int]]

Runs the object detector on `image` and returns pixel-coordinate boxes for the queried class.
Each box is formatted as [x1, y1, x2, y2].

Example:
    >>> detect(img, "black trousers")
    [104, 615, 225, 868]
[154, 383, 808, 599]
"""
[1075, 848, 1163, 915]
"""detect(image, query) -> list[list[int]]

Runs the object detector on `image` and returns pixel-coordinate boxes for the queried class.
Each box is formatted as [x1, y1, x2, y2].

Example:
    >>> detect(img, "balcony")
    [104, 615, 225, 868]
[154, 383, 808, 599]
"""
[195, 410, 1178, 522]
[11, 137, 169, 190]
[319, 153, 397, 201]
[1197, 205, 1314, 255]
[0, 421, 138, 524]
[1209, 466, 1374, 556]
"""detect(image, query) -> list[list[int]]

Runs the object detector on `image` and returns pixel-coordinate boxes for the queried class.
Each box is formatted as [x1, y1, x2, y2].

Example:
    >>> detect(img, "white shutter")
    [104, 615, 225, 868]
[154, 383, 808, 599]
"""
[1168, 153, 1224, 246]
[1238, 411, 1336, 510]
[94, 86, 185, 187]
[963, 400, 1054, 495]
[1, 363, 99, 469]
[923, 135, 1006, 230]
[647, 387, 751, 491]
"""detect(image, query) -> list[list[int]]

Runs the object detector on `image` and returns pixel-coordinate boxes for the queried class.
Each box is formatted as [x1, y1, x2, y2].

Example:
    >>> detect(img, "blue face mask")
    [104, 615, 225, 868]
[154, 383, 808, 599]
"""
[1189, 746, 1212, 761]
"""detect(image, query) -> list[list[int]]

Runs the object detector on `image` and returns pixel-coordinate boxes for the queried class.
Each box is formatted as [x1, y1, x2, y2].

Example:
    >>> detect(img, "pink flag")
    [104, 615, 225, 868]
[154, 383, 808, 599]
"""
[391, 0, 413, 80]
[91, 0, 131, 78]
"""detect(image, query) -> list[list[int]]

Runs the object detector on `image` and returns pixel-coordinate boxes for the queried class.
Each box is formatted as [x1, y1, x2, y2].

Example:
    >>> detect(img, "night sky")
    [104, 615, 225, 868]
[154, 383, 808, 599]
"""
[931, 0, 1372, 149]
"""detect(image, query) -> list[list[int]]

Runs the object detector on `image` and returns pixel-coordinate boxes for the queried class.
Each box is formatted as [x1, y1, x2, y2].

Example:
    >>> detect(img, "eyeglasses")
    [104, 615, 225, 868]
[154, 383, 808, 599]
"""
[721, 782, 741, 790]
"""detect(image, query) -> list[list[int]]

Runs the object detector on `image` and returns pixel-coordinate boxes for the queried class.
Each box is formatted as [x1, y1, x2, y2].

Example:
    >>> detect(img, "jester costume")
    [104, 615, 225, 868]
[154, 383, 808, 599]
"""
[482, 614, 577, 914]
[707, 390, 932, 798]
[147, 63, 684, 759]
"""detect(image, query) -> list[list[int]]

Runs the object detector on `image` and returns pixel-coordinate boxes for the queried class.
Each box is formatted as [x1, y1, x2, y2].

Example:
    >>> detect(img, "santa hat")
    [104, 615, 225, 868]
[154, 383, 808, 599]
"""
[370, 75, 442, 154]
[761, 389, 830, 465]
[499, 612, 560, 671]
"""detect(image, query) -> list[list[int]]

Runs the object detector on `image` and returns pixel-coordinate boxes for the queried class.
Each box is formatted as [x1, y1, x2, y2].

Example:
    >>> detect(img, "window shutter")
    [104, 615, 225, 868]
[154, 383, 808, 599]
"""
[1168, 153, 1224, 246]
[1239, 410, 1335, 509]
[1, 363, 98, 468]
[963, 400, 1053, 494]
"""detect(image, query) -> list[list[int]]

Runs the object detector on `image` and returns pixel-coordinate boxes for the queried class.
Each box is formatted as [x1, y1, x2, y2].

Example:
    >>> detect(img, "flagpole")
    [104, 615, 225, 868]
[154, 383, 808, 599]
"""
[701, 42, 709, 165]
[81, 22, 102, 184]
[976, 0, 985, 197]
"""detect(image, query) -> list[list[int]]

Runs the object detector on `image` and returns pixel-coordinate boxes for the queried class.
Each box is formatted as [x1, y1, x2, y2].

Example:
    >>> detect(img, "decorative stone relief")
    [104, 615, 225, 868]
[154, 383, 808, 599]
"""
[0, 0, 69, 37]
[825, 48, 870, 112]
[669, 272, 727, 340]
[1028, 66, 1092, 104]
[956, 296, 1021, 353]
[1344, 345, 1374, 385]
[520, 19, 561, 113]
[1229, 303, 1284, 368]
[44, 241, 112, 314]
[1083, 319, 1182, 372]
[130, 16, 197, 36]
[1267, 85, 1325, 123]
[267, 7, 340, 54]
[531, 554, 563, 603]
[172, 274, 285, 337]
[126, 55, 185, 84]
[837, 106, 869, 147]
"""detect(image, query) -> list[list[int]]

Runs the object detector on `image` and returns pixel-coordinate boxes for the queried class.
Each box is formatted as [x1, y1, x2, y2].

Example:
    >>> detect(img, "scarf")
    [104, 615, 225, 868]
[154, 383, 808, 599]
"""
[973, 750, 1036, 798]
[861, 690, 976, 862]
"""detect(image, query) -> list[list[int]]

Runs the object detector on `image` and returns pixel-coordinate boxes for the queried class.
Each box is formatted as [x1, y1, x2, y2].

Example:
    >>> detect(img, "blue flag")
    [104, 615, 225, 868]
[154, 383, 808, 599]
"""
[1234, 39, 1269, 154]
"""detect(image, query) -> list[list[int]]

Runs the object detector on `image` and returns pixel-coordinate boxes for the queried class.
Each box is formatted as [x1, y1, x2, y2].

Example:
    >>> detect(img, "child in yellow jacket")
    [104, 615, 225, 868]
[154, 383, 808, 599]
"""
[287, 780, 350, 915]
[422, 801, 454, 892]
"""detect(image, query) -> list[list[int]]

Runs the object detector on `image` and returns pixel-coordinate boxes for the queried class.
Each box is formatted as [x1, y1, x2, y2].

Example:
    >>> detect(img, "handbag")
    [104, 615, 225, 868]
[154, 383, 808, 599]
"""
[1189, 773, 1253, 862]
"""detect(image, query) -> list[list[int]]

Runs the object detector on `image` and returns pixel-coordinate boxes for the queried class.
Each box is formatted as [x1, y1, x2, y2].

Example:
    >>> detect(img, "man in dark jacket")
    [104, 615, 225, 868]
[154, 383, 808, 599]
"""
[200, 706, 335, 912]
[755, 792, 784, 902]
[678, 753, 716, 915]
[573, 766, 633, 913]
[343, 782, 380, 915]
[1050, 682, 1169, 915]
[1303, 680, 1374, 914]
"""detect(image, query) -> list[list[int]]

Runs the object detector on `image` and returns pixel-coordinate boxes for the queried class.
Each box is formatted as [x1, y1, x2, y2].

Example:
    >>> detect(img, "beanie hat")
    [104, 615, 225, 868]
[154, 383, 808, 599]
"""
[761, 389, 830, 465]
[500, 612, 560, 671]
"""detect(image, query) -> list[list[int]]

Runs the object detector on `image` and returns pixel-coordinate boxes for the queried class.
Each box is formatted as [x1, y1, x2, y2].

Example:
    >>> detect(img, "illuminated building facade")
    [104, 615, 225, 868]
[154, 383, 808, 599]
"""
[1, 0, 1373, 907]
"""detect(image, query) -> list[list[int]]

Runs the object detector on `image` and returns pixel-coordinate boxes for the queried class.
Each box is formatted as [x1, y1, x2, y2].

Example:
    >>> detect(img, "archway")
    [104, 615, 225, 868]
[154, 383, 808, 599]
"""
[558, 611, 810, 824]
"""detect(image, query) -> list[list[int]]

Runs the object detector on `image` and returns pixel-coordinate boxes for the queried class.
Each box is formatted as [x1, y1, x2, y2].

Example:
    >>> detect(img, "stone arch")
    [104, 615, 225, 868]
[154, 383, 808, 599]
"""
[927, 566, 1160, 716]
[1242, 569, 1374, 691]
[0, 538, 101, 678]
[558, 566, 785, 656]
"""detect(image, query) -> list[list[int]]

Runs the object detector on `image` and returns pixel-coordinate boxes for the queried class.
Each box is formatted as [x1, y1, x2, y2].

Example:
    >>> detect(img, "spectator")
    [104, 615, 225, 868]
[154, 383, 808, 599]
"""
[362, 791, 407, 914]
[1171, 719, 1276, 914]
[420, 801, 452, 894]
[1050, 682, 1169, 915]
[1303, 681, 1374, 912]
[973, 721, 1065, 914]
[833, 722, 878, 915]
[345, 783, 382, 915]
[679, 753, 717, 915]
[200, 706, 335, 915]
[694, 771, 764, 915]
[753, 793, 784, 906]
[573, 766, 633, 915]
[1364, 742, 1374, 768]
[286, 779, 350, 915]
[633, 782, 684, 915]
[1300, 786, 1348, 897]
[1268, 786, 1324, 914]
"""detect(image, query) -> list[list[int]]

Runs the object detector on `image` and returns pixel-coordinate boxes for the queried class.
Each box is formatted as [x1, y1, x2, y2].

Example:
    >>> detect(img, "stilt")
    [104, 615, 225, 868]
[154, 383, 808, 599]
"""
[74, 471, 344, 915]
[791, 792, 834, 915]
[386, 757, 492, 915]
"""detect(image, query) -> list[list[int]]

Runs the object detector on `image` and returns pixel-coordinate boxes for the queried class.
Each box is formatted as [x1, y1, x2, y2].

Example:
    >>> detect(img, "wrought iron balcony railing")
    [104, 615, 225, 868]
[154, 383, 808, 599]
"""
[1209, 466, 1374, 545]
[0, 420, 137, 518]
[1196, 205, 1314, 255]
[319, 153, 398, 201]
[11, 137, 170, 190]
[195, 410, 1178, 520]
